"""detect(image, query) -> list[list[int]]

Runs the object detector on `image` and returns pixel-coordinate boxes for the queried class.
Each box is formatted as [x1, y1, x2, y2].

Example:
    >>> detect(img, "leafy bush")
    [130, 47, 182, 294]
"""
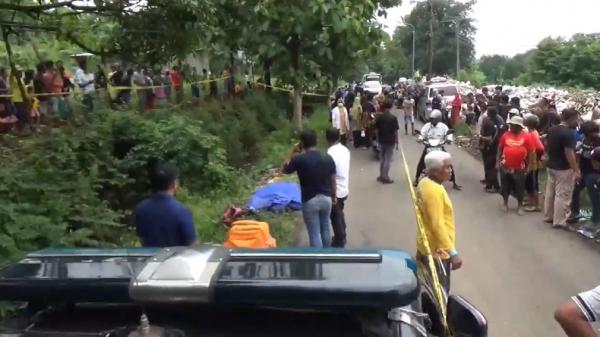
[0, 111, 233, 262]
[0, 93, 306, 263]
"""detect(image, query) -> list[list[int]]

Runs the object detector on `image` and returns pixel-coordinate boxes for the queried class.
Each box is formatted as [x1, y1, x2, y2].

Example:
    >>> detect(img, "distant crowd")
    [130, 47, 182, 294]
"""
[0, 57, 257, 134]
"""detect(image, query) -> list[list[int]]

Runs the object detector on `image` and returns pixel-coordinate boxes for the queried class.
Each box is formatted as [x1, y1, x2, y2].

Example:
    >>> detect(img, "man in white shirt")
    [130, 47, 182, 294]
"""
[74, 59, 95, 120]
[414, 109, 461, 190]
[331, 100, 351, 146]
[326, 128, 350, 248]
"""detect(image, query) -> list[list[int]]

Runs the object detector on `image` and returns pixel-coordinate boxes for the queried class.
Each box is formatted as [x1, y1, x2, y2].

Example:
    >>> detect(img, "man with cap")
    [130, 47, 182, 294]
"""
[416, 150, 462, 292]
[497, 115, 534, 215]
[134, 162, 197, 247]
[414, 109, 462, 190]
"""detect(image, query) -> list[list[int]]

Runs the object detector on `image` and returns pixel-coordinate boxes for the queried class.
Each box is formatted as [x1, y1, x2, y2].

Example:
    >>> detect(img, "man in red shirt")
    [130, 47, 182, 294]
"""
[170, 66, 183, 103]
[497, 115, 534, 215]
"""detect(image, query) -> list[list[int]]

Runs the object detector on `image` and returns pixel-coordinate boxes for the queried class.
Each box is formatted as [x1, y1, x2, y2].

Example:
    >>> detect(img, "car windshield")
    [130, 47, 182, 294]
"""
[430, 86, 458, 97]
[364, 75, 381, 82]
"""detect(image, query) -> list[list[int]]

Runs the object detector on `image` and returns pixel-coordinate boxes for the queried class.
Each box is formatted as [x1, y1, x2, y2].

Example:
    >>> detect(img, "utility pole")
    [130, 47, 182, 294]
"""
[442, 18, 463, 80]
[427, 0, 434, 77]
[405, 23, 416, 78]
[455, 20, 460, 80]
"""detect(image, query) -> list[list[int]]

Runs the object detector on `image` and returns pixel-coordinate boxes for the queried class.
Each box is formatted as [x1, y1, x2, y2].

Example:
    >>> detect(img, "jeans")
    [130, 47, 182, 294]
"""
[500, 168, 526, 205]
[379, 143, 395, 180]
[302, 194, 333, 248]
[82, 94, 94, 121]
[544, 168, 576, 225]
[586, 173, 600, 223]
[572, 173, 600, 223]
[191, 84, 200, 99]
[330, 196, 347, 247]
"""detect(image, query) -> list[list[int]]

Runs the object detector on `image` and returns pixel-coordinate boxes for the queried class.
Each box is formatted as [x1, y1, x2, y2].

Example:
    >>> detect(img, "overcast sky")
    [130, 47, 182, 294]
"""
[379, 0, 600, 57]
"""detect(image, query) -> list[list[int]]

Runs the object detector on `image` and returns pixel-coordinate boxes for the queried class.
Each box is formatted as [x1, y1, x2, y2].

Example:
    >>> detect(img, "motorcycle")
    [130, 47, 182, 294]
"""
[416, 128, 454, 153]
[414, 129, 462, 190]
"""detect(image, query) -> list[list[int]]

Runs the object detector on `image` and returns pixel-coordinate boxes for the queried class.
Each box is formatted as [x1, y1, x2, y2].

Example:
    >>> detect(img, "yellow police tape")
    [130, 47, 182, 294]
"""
[260, 83, 329, 97]
[0, 76, 329, 98]
[397, 141, 450, 337]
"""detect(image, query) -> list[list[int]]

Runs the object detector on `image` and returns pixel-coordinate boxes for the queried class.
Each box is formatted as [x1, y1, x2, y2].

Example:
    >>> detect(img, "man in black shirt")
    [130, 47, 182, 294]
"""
[544, 108, 580, 228]
[283, 129, 336, 247]
[479, 106, 504, 192]
[374, 98, 399, 184]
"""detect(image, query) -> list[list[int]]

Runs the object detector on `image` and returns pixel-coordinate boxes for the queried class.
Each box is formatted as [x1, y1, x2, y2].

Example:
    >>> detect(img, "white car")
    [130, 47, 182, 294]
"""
[362, 73, 383, 95]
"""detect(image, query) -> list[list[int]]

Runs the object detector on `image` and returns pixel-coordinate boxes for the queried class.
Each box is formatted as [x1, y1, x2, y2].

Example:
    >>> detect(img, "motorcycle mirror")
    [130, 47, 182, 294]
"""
[447, 295, 488, 337]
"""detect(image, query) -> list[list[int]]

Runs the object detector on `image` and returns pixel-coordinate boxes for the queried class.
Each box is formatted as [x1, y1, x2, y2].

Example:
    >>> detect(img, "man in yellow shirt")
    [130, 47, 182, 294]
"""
[416, 150, 462, 291]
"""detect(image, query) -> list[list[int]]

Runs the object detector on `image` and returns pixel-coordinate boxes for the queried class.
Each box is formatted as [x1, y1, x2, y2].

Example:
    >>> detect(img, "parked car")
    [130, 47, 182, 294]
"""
[417, 83, 463, 122]
[0, 246, 487, 337]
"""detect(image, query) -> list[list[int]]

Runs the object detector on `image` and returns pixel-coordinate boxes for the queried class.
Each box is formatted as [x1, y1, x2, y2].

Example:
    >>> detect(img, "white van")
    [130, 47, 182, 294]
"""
[418, 83, 463, 121]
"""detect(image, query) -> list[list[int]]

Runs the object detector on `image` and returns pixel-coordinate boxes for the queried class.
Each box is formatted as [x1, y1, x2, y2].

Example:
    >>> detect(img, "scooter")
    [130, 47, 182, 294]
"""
[414, 129, 462, 190]
[417, 128, 454, 153]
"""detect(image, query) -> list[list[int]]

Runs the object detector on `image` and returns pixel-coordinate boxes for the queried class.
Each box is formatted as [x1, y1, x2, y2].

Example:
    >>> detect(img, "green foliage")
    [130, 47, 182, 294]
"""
[398, 0, 476, 76]
[478, 51, 534, 84]
[364, 32, 409, 83]
[478, 35, 600, 90]
[528, 35, 600, 89]
[0, 93, 308, 263]
[458, 68, 486, 87]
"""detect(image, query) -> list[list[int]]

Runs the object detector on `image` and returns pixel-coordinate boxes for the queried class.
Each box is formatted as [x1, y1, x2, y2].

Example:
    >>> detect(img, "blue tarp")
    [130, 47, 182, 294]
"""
[248, 182, 302, 212]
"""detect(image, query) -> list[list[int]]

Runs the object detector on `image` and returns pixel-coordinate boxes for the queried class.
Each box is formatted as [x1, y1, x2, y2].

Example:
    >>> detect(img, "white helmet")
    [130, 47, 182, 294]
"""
[430, 109, 442, 119]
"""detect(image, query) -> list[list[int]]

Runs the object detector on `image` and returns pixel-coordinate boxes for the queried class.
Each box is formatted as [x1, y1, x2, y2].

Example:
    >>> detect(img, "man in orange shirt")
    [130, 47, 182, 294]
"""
[497, 115, 534, 215]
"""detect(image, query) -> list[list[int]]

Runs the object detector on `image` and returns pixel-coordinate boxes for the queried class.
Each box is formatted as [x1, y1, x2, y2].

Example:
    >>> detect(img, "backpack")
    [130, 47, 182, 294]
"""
[224, 220, 276, 249]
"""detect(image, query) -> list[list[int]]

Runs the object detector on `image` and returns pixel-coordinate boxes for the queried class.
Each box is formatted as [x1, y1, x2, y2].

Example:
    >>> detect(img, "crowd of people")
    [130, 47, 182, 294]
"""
[0, 58, 248, 134]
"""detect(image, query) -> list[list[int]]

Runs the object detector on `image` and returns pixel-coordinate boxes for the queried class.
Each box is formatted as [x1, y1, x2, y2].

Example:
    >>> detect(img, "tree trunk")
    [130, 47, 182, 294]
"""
[289, 35, 302, 129]
[293, 89, 302, 129]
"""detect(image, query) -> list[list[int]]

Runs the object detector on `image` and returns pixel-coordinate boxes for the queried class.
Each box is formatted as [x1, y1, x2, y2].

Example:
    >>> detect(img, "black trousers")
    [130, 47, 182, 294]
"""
[352, 130, 363, 148]
[417, 252, 451, 292]
[340, 134, 348, 147]
[415, 148, 457, 185]
[500, 169, 526, 205]
[330, 196, 347, 248]
[481, 148, 499, 189]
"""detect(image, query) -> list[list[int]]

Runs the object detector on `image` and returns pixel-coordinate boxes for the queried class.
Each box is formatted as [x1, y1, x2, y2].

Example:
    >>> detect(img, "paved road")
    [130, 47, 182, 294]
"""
[297, 110, 600, 337]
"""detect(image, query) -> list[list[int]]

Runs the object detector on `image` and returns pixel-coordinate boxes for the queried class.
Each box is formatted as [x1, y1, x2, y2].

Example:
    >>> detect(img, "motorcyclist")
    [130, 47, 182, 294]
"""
[414, 109, 462, 190]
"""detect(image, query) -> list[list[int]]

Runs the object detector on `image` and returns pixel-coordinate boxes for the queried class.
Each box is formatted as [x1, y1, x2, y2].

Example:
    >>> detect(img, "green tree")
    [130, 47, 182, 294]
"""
[478, 55, 508, 83]
[213, 0, 401, 128]
[527, 35, 600, 89]
[365, 32, 409, 83]
[397, 0, 476, 77]
[0, 1, 217, 64]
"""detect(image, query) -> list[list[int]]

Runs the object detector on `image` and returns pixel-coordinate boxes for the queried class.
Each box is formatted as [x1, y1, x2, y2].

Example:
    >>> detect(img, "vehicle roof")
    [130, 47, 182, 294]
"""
[0, 247, 420, 311]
